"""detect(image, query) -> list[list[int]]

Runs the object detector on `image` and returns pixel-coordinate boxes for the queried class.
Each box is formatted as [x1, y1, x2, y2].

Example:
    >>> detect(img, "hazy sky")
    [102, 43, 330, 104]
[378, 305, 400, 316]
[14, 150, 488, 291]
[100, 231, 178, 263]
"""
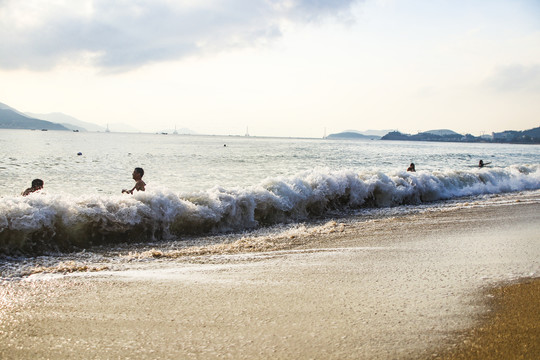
[1, 0, 539, 137]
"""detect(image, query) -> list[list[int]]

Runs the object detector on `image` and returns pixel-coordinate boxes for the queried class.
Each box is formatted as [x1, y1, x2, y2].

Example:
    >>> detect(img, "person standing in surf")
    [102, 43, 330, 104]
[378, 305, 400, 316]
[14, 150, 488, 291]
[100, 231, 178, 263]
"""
[122, 167, 146, 194]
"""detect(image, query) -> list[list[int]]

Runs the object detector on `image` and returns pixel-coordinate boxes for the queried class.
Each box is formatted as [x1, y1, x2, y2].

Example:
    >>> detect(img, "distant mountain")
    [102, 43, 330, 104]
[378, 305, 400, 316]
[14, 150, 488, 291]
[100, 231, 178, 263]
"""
[26, 112, 106, 132]
[0, 102, 27, 116]
[381, 130, 465, 142]
[523, 127, 540, 138]
[326, 131, 380, 140]
[343, 129, 393, 137]
[2, 101, 162, 133]
[382, 127, 540, 144]
[421, 129, 461, 136]
[24, 108, 140, 133]
[492, 127, 540, 143]
[0, 102, 70, 131]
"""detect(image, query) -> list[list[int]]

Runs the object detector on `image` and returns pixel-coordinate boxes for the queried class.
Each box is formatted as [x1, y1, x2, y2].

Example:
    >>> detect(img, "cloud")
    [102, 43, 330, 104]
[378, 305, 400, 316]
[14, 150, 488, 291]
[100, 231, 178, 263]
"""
[485, 64, 540, 93]
[0, 0, 359, 72]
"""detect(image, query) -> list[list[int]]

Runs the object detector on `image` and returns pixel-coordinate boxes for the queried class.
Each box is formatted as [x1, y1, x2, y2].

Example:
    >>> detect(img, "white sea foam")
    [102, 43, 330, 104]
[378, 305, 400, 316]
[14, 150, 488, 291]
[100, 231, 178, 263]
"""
[1, 165, 539, 255]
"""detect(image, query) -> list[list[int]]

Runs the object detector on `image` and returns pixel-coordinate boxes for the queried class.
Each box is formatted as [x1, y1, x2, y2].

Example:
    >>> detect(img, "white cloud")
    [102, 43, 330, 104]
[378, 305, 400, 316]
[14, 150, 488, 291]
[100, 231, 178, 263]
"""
[0, 0, 359, 72]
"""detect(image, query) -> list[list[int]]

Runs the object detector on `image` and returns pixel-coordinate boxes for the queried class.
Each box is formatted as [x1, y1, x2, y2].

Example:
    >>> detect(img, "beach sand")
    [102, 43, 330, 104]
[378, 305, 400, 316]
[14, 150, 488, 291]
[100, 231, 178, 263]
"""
[0, 199, 539, 359]
[437, 278, 540, 360]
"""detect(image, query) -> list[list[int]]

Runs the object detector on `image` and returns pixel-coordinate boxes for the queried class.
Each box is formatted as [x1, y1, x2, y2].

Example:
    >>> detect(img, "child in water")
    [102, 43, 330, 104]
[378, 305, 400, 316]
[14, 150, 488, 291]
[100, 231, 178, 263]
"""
[122, 167, 146, 194]
[22, 179, 44, 196]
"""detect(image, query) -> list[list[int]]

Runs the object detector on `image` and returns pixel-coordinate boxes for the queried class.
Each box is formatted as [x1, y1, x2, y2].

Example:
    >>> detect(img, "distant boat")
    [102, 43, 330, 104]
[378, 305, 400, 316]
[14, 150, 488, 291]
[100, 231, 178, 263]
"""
[161, 132, 168, 135]
[41, 129, 48, 131]
[245, 126, 250, 137]
[173, 125, 178, 135]
[105, 124, 110, 133]
[73, 129, 79, 132]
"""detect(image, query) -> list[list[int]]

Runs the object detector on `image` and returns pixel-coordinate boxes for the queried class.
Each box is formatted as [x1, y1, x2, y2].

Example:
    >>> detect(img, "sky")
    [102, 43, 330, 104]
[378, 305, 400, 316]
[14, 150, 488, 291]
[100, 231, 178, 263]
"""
[1, 0, 539, 137]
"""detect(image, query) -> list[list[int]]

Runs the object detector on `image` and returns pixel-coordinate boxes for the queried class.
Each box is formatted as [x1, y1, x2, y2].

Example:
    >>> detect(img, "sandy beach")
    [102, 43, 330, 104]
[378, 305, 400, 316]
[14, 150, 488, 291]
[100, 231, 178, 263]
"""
[438, 277, 540, 359]
[1, 199, 539, 359]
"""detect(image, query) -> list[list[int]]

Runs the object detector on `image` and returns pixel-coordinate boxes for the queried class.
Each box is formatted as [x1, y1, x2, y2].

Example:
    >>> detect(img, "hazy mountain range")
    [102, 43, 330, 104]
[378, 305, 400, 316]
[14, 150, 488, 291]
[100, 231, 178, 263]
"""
[26, 111, 142, 133]
[327, 127, 540, 144]
[0, 101, 141, 132]
[0, 102, 70, 131]
[381, 128, 540, 144]
[0, 101, 201, 134]
[25, 112, 107, 132]
[2, 101, 537, 142]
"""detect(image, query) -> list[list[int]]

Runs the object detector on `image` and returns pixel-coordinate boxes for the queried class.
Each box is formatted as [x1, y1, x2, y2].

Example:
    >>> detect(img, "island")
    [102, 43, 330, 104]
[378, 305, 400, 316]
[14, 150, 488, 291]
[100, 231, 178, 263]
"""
[381, 128, 540, 144]
[326, 131, 381, 140]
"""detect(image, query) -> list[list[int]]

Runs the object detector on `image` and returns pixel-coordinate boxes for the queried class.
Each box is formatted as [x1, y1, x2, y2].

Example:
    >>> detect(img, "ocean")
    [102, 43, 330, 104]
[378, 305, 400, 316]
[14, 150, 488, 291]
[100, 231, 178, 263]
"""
[1, 129, 539, 274]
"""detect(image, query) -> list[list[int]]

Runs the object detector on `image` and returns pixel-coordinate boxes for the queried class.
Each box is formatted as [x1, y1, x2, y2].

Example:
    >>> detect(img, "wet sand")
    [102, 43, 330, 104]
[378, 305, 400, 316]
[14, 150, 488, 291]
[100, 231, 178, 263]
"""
[437, 278, 540, 360]
[0, 200, 539, 359]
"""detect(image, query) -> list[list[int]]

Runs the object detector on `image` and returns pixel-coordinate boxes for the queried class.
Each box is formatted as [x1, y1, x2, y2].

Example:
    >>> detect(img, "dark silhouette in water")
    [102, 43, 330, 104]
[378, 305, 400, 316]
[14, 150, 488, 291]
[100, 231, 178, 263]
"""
[479, 160, 491, 168]
[22, 179, 44, 196]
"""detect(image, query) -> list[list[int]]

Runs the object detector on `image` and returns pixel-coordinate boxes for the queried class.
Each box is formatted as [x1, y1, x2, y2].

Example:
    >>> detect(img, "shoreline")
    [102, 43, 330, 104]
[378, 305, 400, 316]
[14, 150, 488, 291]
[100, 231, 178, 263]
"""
[1, 200, 539, 359]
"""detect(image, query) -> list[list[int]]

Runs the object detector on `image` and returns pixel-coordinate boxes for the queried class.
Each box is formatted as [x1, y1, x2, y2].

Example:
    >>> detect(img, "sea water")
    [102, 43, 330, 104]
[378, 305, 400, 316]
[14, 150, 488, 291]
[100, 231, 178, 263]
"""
[1, 129, 539, 261]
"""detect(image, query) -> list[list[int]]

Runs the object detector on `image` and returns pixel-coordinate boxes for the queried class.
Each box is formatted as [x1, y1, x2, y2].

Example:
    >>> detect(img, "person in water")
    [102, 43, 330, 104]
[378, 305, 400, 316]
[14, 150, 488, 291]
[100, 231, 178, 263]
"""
[478, 160, 491, 168]
[22, 179, 44, 196]
[122, 167, 146, 194]
[407, 163, 416, 172]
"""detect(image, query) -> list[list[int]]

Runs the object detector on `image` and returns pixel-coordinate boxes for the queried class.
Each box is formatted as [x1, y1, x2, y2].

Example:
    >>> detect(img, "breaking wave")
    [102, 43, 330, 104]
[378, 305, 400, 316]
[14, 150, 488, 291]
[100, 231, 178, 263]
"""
[1, 165, 539, 255]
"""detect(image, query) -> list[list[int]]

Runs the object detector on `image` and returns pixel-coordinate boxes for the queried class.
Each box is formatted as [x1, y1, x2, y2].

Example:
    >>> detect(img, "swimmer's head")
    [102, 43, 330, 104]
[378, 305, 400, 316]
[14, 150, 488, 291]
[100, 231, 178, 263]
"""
[133, 167, 144, 179]
[31, 179, 44, 189]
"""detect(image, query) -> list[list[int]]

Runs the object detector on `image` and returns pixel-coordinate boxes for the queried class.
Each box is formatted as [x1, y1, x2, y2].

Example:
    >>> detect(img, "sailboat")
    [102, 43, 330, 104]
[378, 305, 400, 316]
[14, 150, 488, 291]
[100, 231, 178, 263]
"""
[245, 126, 250, 137]
[173, 125, 178, 135]
[105, 124, 110, 133]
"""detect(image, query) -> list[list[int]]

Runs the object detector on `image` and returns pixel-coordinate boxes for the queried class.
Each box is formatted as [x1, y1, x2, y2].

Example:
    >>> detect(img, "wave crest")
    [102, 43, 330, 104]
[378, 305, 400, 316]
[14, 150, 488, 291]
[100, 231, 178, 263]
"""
[1, 165, 539, 255]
